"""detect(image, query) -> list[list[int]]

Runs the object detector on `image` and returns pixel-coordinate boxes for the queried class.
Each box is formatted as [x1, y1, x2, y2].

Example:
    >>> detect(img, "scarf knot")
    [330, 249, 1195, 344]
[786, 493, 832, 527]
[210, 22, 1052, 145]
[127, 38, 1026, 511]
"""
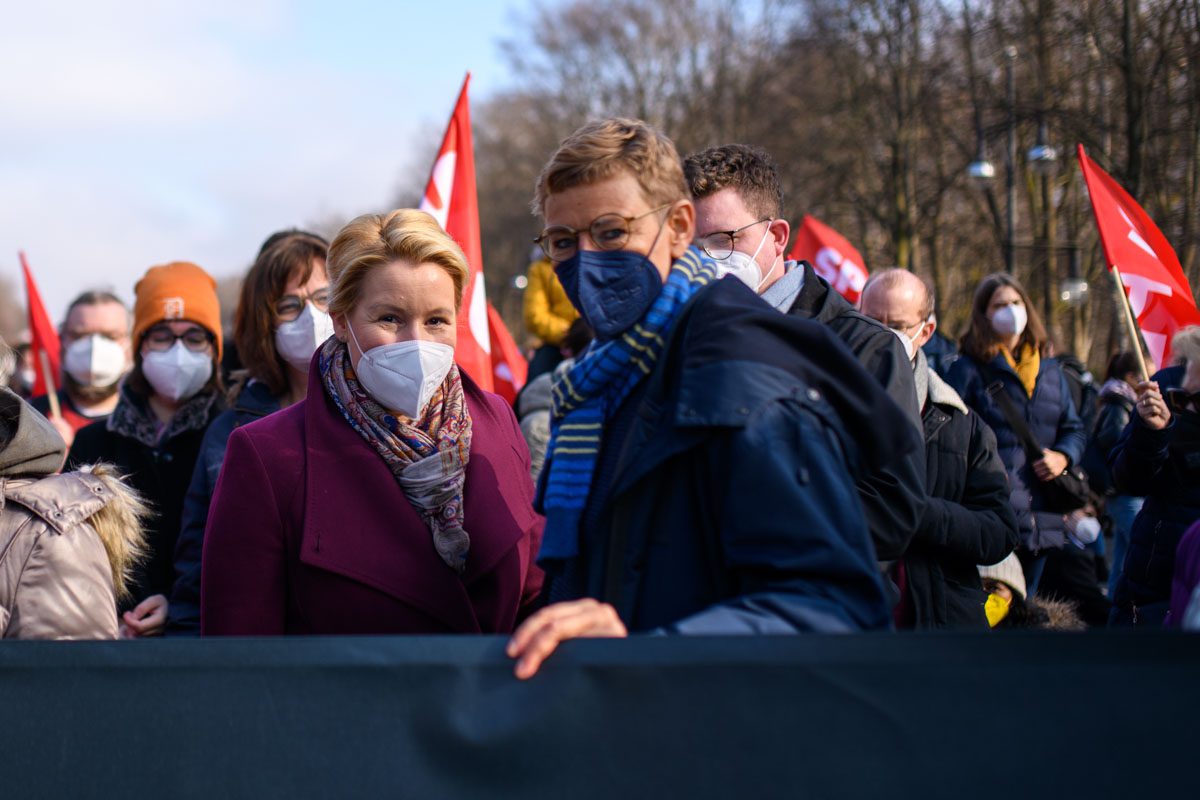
[319, 337, 473, 573]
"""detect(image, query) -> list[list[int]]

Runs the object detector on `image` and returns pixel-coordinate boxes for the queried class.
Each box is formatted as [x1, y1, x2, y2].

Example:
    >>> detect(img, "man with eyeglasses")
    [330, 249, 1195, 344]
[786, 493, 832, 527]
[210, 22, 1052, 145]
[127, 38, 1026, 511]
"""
[31, 291, 132, 449]
[684, 144, 925, 564]
[506, 118, 922, 679]
[859, 269, 1018, 628]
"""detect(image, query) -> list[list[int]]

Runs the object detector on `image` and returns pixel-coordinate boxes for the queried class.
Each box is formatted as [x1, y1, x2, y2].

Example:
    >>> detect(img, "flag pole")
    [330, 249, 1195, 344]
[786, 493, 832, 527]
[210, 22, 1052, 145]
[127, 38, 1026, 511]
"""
[1112, 266, 1151, 382]
[36, 349, 62, 421]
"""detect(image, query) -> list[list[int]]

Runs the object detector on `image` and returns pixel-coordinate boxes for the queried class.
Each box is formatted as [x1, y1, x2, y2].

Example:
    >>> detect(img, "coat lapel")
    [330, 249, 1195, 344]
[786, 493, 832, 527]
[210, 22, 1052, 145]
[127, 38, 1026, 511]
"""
[298, 372, 532, 632]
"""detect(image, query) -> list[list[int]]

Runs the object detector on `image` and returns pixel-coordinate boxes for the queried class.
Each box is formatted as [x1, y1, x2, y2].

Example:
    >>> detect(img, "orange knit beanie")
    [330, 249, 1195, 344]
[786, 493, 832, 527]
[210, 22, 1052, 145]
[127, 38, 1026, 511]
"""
[132, 262, 223, 360]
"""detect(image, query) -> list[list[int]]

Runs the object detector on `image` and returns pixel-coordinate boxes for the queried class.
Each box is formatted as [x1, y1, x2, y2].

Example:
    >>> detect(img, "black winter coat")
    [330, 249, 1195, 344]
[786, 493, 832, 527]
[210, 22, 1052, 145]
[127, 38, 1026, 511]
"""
[784, 261, 926, 560]
[902, 372, 1019, 628]
[168, 379, 281, 634]
[1082, 386, 1135, 496]
[1110, 366, 1200, 615]
[67, 386, 223, 609]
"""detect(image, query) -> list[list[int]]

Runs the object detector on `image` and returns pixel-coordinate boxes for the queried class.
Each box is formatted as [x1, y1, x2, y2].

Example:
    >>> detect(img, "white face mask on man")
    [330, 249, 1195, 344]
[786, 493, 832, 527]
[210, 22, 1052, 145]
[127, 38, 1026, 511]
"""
[713, 227, 779, 293]
[275, 304, 335, 372]
[346, 322, 454, 419]
[63, 334, 127, 388]
[141, 341, 213, 402]
[891, 326, 917, 361]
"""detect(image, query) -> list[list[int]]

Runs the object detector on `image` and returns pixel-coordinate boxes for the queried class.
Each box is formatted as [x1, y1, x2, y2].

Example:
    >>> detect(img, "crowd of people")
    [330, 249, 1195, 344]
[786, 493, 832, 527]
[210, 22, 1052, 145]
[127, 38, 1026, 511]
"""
[1, 117, 1198, 673]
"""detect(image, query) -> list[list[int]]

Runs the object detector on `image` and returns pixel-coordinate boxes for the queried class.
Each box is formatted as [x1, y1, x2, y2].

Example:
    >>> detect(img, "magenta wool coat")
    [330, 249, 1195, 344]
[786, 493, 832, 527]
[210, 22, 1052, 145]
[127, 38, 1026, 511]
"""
[200, 367, 544, 636]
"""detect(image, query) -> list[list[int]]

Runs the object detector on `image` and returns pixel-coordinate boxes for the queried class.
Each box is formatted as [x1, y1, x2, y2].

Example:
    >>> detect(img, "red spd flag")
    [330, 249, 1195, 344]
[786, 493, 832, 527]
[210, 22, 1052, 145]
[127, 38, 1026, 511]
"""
[19, 251, 61, 398]
[487, 303, 527, 404]
[1078, 145, 1200, 368]
[418, 74, 494, 391]
[787, 215, 869, 304]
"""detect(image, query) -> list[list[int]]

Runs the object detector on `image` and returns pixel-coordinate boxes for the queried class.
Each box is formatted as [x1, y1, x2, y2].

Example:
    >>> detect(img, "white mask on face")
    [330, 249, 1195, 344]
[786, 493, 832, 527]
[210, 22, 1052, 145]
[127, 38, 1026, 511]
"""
[891, 327, 917, 361]
[713, 227, 778, 293]
[141, 341, 213, 402]
[275, 304, 334, 372]
[346, 322, 454, 419]
[63, 334, 128, 388]
[990, 303, 1028, 338]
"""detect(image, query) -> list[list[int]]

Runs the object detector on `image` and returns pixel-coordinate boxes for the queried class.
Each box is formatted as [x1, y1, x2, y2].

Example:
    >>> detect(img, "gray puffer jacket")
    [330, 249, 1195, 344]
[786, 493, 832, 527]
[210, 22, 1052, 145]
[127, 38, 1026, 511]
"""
[0, 389, 146, 639]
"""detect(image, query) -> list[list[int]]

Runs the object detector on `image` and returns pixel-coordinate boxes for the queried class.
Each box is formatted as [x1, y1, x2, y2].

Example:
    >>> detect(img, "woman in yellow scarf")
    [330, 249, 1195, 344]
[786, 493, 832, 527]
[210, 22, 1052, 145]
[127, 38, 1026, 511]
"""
[946, 273, 1089, 604]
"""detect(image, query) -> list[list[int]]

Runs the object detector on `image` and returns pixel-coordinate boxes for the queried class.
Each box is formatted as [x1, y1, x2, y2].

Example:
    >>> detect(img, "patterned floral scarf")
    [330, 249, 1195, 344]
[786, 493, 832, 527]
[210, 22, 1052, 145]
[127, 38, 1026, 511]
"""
[318, 337, 473, 573]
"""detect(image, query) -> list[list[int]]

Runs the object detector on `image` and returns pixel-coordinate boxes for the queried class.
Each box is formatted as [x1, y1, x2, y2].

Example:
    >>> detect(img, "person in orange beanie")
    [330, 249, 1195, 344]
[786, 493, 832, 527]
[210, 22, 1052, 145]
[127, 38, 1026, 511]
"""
[67, 261, 226, 638]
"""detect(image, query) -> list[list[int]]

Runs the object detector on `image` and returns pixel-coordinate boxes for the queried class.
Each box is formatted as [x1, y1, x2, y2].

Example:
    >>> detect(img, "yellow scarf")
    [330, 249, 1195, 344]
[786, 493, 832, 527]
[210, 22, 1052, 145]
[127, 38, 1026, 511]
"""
[1001, 343, 1040, 398]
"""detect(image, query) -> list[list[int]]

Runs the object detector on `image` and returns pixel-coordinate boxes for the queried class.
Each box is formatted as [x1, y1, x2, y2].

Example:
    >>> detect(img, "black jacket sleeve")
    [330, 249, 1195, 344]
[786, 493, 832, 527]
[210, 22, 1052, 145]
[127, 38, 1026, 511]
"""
[842, 329, 926, 561]
[1109, 414, 1174, 497]
[917, 413, 1019, 565]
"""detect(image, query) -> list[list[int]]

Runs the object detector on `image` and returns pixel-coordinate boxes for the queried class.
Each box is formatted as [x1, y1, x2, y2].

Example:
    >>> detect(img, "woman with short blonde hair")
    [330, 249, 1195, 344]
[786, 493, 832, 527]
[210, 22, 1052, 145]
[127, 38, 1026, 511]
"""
[201, 210, 544, 636]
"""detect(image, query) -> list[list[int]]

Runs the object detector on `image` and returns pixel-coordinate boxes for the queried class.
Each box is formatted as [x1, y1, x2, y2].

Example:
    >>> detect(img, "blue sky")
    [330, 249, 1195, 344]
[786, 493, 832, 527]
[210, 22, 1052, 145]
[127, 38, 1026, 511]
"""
[0, 0, 545, 321]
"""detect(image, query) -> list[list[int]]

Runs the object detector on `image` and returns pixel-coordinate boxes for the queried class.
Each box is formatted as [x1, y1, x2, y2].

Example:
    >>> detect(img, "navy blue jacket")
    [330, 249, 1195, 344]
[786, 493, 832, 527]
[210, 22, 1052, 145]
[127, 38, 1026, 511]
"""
[167, 380, 282, 634]
[1110, 366, 1200, 616]
[947, 352, 1086, 551]
[562, 278, 921, 634]
[922, 330, 960, 380]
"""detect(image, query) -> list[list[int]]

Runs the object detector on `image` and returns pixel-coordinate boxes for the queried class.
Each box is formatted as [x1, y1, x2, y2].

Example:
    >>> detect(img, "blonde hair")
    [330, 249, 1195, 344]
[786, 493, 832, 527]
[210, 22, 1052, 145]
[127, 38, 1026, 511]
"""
[1172, 325, 1200, 366]
[327, 209, 470, 314]
[533, 117, 688, 215]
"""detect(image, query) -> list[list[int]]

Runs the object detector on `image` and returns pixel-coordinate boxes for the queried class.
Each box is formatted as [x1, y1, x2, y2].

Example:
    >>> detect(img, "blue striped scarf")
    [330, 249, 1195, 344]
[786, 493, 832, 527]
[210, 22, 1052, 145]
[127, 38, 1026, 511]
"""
[538, 246, 717, 561]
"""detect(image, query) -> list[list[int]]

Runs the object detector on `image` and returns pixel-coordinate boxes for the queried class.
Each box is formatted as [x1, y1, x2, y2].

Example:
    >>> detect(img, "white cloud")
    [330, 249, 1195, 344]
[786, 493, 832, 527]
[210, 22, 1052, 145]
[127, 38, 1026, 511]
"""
[0, 0, 452, 321]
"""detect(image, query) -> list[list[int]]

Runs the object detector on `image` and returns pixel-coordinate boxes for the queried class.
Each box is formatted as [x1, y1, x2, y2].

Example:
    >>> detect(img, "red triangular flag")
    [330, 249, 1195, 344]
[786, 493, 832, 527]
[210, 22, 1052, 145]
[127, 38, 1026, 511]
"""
[19, 251, 61, 399]
[1078, 145, 1200, 367]
[787, 215, 869, 304]
[486, 303, 527, 404]
[418, 74, 494, 392]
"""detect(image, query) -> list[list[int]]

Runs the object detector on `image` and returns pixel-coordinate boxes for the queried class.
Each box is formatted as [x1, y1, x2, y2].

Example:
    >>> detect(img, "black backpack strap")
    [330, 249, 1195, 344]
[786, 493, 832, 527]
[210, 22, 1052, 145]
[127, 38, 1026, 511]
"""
[982, 366, 1046, 460]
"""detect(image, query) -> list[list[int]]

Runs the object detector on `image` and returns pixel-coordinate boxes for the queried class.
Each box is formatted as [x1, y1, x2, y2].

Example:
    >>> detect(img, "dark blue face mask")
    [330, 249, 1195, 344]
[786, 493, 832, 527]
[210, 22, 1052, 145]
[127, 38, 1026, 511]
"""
[555, 249, 664, 340]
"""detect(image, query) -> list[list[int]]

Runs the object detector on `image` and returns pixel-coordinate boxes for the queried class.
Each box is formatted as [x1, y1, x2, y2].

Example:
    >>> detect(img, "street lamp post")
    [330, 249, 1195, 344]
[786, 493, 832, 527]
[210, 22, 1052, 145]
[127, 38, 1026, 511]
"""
[1004, 45, 1017, 274]
[968, 46, 1019, 273]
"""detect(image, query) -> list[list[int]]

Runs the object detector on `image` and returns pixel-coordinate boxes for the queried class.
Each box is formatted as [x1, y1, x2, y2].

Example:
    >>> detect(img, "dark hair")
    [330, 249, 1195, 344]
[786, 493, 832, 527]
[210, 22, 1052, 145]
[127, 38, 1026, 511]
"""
[62, 290, 127, 326]
[233, 229, 329, 398]
[683, 144, 784, 220]
[1105, 351, 1142, 382]
[959, 272, 1049, 362]
[561, 318, 593, 358]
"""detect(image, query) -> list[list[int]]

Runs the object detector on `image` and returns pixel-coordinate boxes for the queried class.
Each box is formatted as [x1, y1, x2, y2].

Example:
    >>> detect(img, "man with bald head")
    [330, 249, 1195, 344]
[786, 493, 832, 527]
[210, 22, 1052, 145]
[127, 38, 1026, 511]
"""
[860, 269, 1018, 628]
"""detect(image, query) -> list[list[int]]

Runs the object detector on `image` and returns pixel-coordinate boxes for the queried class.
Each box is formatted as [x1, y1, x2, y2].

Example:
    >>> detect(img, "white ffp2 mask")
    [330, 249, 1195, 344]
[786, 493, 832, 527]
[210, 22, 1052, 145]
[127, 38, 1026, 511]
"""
[990, 304, 1028, 338]
[713, 227, 778, 293]
[275, 304, 334, 372]
[347, 323, 454, 419]
[64, 334, 128, 388]
[141, 341, 213, 402]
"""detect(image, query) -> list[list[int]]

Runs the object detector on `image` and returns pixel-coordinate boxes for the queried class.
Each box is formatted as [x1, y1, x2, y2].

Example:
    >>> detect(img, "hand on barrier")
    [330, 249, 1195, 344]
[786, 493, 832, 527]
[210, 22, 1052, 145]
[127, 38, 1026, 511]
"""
[120, 594, 169, 638]
[507, 598, 627, 680]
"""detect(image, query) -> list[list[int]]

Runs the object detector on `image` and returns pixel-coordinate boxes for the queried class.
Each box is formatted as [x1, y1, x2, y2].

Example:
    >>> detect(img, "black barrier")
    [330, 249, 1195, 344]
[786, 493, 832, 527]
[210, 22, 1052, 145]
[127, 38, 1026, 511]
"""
[0, 632, 1195, 798]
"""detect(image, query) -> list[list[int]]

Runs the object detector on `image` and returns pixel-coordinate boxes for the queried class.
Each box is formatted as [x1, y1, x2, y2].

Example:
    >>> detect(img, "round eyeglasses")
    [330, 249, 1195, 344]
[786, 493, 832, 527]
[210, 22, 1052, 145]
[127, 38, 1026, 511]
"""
[697, 218, 772, 261]
[534, 204, 671, 262]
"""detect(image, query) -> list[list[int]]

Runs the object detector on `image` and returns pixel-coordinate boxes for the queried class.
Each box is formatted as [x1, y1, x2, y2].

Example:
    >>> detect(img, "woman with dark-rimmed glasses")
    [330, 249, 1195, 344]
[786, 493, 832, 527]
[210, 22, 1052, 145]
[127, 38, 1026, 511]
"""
[166, 230, 330, 634]
[68, 261, 226, 638]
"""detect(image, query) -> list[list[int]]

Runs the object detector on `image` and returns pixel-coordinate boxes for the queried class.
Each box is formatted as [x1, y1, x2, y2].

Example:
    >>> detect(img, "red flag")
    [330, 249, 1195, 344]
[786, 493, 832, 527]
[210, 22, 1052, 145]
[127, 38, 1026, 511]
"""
[487, 303, 527, 404]
[418, 74, 493, 391]
[19, 251, 61, 399]
[1078, 145, 1200, 368]
[787, 215, 869, 304]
